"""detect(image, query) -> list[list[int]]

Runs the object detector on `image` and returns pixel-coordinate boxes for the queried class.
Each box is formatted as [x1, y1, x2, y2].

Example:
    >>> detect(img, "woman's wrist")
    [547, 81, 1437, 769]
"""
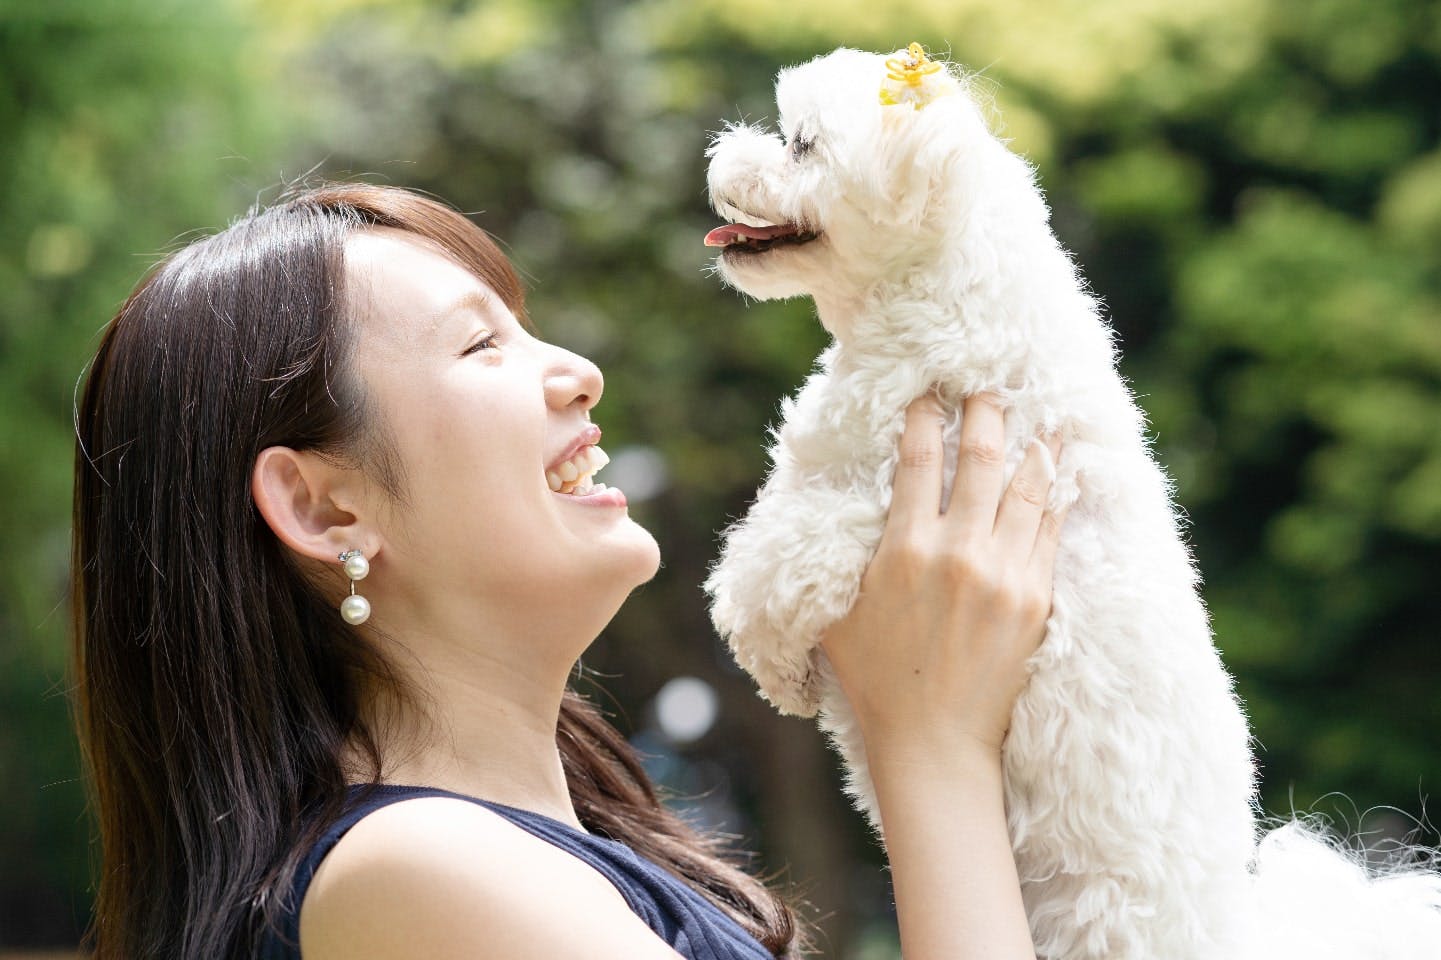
[865, 727, 1035, 960]
[864, 726, 1004, 787]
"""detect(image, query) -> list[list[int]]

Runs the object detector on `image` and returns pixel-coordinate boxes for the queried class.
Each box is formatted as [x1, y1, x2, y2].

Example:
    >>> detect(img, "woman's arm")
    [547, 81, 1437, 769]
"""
[821, 393, 1065, 960]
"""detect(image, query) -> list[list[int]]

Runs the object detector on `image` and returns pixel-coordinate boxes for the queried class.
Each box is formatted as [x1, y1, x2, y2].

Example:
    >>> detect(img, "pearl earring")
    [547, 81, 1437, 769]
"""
[338, 549, 371, 625]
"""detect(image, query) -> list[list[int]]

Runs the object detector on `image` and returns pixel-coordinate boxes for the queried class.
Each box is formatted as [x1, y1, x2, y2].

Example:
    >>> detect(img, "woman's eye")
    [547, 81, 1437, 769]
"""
[461, 332, 499, 356]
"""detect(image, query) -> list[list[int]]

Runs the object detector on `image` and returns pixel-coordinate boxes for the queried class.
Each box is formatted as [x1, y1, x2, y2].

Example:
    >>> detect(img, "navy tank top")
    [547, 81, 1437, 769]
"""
[261, 784, 775, 960]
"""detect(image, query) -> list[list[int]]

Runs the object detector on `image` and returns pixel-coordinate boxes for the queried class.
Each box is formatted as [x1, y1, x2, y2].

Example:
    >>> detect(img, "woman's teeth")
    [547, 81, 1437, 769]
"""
[547, 445, 611, 495]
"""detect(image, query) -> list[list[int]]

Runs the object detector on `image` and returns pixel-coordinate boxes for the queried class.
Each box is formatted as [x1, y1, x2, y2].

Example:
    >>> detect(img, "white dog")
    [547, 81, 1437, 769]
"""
[702, 44, 1441, 959]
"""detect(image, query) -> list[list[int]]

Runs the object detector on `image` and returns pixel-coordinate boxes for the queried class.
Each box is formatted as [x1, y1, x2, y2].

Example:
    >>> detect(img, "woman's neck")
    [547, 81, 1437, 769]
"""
[349, 632, 583, 830]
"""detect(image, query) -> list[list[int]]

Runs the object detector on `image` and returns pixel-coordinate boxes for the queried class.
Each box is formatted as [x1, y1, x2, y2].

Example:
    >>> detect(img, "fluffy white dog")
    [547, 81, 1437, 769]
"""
[702, 44, 1441, 959]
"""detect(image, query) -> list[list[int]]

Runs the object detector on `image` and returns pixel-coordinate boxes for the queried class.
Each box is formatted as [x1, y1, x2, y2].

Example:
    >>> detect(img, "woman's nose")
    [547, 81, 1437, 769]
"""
[544, 345, 604, 412]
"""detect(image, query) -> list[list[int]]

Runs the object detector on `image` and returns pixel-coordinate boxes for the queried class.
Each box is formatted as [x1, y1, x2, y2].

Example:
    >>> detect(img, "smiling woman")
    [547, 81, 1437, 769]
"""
[71, 181, 1065, 960]
[71, 184, 794, 959]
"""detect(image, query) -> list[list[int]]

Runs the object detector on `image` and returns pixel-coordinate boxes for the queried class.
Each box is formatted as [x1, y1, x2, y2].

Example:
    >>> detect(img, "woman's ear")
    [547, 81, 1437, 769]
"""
[251, 446, 375, 563]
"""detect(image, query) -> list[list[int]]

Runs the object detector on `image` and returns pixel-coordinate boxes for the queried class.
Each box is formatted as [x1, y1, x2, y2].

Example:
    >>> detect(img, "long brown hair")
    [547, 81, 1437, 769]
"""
[71, 183, 799, 958]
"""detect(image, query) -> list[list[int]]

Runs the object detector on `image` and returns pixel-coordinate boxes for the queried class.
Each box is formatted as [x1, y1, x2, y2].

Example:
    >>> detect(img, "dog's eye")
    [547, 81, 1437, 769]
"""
[788, 136, 815, 160]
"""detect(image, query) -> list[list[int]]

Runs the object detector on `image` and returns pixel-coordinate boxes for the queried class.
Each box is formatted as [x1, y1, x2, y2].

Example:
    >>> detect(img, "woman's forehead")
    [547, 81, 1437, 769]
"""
[345, 228, 511, 345]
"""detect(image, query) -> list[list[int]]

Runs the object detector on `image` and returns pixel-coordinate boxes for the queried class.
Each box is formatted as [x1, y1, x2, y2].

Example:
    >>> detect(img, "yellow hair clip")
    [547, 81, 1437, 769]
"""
[879, 42, 951, 110]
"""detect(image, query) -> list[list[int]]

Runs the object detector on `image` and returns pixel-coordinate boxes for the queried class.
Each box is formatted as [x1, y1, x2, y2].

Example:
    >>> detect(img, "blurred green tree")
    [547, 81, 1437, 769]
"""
[3, 0, 1438, 953]
[1049, 0, 1441, 822]
[0, 0, 290, 946]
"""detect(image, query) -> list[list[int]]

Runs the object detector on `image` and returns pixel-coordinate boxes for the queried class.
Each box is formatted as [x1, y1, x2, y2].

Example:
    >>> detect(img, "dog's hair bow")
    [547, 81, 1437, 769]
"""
[878, 42, 952, 110]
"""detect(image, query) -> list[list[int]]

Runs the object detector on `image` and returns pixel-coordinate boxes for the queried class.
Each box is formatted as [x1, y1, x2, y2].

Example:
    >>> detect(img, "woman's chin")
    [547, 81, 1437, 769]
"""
[573, 527, 661, 637]
[559, 513, 660, 592]
[612, 520, 662, 587]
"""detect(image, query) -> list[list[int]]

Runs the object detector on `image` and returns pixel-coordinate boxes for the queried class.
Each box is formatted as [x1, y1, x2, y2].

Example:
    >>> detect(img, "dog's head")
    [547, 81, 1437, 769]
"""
[705, 45, 996, 308]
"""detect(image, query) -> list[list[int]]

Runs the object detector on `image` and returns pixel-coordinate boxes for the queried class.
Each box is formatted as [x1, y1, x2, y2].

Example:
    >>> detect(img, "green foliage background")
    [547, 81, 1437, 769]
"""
[1, 0, 1437, 952]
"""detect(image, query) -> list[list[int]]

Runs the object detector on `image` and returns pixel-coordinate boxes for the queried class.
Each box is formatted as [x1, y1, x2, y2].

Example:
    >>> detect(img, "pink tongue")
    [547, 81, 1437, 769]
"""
[703, 222, 798, 247]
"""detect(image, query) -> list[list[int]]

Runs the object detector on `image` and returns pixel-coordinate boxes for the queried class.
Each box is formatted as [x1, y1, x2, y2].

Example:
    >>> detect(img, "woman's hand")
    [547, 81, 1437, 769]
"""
[820, 392, 1067, 759]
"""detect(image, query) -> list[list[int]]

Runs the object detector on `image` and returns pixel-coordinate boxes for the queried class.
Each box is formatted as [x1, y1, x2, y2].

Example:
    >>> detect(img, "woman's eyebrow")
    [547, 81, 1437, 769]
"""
[421, 289, 501, 338]
[443, 289, 498, 321]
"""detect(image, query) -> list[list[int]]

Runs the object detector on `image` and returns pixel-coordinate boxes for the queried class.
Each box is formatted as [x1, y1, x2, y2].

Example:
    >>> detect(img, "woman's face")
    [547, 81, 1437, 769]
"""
[343, 229, 660, 644]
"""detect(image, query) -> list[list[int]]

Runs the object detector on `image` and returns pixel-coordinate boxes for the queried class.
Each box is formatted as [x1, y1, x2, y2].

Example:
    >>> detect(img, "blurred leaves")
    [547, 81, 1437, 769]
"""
[3, 0, 1440, 951]
[0, 0, 292, 945]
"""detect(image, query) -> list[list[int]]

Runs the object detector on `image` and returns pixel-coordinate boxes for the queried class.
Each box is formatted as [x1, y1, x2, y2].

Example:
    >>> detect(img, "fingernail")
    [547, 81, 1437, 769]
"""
[1028, 435, 1057, 483]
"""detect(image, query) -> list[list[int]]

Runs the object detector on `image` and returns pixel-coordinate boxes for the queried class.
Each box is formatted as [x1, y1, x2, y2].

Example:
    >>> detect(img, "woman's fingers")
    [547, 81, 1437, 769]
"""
[992, 435, 1059, 557]
[829, 392, 1072, 752]
[889, 394, 1068, 583]
[946, 393, 1008, 536]
[1028, 445, 1070, 588]
[889, 394, 947, 527]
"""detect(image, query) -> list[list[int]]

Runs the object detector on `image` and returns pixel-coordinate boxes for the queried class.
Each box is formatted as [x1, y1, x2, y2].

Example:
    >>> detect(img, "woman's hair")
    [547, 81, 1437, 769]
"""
[72, 183, 799, 959]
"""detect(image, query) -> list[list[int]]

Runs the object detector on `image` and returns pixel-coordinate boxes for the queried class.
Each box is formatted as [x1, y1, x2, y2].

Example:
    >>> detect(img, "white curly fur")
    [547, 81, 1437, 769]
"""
[702, 46, 1441, 959]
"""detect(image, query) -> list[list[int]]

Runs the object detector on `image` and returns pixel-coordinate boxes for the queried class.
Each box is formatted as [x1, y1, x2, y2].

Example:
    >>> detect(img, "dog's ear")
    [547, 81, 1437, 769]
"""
[874, 104, 953, 228]
[874, 87, 985, 229]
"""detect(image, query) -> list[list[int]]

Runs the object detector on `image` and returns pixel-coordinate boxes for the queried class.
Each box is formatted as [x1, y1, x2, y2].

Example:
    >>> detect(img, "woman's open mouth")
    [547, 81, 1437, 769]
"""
[703, 221, 821, 254]
[547, 444, 609, 496]
[545, 425, 629, 507]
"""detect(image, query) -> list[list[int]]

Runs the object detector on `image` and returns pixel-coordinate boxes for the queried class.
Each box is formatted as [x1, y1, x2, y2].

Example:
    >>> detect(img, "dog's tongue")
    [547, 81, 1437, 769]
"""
[704, 222, 797, 247]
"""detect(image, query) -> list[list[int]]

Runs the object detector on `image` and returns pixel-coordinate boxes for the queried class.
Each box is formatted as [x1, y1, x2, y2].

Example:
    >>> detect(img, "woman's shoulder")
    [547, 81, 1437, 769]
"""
[299, 793, 685, 960]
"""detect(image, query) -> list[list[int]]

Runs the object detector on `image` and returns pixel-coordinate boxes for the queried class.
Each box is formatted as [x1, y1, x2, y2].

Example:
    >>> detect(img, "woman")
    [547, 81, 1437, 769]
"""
[72, 183, 1066, 959]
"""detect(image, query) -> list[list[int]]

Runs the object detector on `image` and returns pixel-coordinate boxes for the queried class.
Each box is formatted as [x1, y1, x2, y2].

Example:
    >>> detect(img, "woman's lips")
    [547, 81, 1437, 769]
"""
[552, 483, 627, 508]
[546, 424, 603, 475]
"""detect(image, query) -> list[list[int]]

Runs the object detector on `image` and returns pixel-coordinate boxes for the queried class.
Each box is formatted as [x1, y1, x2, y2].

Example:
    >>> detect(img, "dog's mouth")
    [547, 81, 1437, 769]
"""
[704, 221, 821, 254]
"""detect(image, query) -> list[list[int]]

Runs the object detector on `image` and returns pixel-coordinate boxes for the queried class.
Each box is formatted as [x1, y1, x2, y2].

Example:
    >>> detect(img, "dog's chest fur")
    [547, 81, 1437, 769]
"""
[723, 292, 1262, 959]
